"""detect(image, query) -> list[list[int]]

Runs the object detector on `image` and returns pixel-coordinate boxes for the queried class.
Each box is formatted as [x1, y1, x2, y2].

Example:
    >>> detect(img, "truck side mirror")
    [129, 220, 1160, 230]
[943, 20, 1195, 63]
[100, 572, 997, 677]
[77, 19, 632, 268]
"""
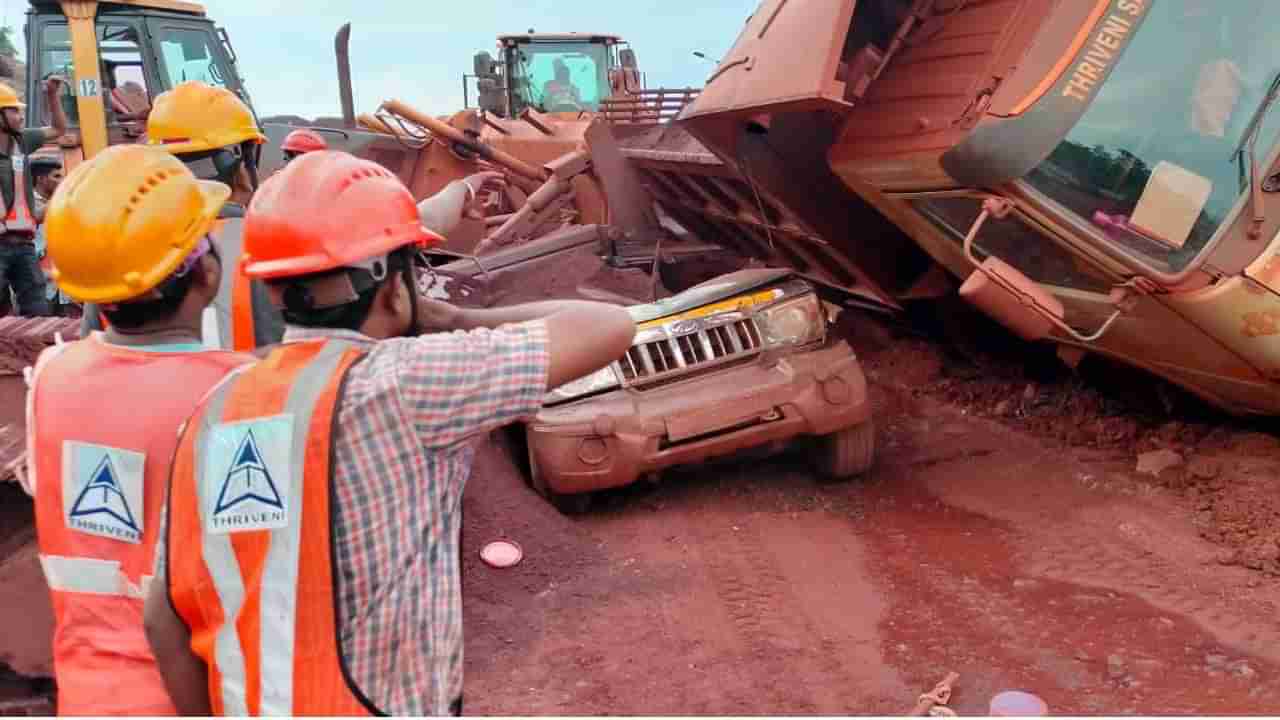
[474, 51, 496, 78]
[619, 48, 638, 70]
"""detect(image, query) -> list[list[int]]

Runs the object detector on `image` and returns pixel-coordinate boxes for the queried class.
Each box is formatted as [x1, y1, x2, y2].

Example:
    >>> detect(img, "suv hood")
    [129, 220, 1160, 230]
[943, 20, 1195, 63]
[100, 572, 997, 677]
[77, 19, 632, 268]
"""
[626, 268, 796, 324]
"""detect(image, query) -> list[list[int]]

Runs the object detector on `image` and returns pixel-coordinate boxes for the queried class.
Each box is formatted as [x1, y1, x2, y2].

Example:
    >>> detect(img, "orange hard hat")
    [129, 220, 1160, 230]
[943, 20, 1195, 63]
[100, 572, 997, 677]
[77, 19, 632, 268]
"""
[242, 150, 443, 280]
[45, 145, 228, 303]
[281, 128, 327, 154]
[147, 81, 266, 155]
[0, 83, 25, 111]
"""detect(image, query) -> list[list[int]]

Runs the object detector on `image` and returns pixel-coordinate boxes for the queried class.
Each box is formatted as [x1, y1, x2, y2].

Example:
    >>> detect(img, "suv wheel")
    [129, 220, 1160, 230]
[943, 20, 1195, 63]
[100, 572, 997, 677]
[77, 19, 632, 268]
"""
[814, 420, 876, 480]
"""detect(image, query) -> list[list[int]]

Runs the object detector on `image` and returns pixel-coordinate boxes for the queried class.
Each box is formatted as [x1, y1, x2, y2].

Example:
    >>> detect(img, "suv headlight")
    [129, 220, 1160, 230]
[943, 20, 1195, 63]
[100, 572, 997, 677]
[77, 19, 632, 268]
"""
[545, 365, 621, 404]
[758, 293, 824, 347]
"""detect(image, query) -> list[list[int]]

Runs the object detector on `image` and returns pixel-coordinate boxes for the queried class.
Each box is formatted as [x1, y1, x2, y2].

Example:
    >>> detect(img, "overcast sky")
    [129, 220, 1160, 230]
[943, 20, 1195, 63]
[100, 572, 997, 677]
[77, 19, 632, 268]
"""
[10, 0, 759, 119]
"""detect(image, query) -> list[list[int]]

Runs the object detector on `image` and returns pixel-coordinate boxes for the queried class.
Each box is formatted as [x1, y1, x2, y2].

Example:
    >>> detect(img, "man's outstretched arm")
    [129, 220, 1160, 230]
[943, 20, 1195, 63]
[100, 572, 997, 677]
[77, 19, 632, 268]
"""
[414, 297, 636, 390]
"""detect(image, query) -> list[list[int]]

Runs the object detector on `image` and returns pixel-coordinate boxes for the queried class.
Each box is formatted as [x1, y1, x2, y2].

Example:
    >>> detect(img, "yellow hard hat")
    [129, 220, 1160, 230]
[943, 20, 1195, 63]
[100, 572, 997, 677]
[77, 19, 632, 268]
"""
[0, 83, 25, 111]
[45, 144, 230, 304]
[146, 81, 266, 156]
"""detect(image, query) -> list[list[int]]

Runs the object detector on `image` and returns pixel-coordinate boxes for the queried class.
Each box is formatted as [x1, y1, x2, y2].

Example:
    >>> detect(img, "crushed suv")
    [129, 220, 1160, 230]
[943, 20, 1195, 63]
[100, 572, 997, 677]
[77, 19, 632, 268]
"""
[526, 268, 875, 512]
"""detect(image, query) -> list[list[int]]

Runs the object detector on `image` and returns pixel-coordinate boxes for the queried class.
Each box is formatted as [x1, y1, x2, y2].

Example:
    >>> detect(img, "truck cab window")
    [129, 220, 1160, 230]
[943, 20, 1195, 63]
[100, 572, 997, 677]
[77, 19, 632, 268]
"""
[158, 27, 228, 89]
[1026, 0, 1280, 274]
[508, 42, 609, 114]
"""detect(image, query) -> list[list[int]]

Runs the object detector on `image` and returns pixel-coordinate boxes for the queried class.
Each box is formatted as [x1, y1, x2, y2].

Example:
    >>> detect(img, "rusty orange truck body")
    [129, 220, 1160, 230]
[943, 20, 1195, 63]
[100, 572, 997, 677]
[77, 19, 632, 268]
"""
[605, 0, 1280, 418]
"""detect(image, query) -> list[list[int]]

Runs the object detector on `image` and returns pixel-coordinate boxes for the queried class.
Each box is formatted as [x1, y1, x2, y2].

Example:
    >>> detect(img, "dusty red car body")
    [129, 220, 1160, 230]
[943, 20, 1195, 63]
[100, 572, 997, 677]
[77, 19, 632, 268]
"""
[524, 269, 872, 502]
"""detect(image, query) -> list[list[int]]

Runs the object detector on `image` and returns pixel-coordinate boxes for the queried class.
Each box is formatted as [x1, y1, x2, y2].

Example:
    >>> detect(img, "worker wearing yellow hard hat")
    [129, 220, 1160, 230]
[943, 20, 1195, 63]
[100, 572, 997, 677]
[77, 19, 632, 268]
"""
[79, 80, 282, 352]
[0, 77, 67, 317]
[23, 144, 254, 716]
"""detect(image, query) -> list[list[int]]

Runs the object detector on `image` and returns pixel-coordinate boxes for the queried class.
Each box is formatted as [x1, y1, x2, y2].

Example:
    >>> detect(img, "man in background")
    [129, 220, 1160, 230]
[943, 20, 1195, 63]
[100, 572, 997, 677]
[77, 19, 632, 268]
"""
[31, 155, 74, 317]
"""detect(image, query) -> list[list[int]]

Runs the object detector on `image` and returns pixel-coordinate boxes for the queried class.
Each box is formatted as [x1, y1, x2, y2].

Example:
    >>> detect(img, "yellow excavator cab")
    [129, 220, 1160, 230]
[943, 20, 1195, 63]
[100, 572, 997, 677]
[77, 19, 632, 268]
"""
[23, 0, 256, 169]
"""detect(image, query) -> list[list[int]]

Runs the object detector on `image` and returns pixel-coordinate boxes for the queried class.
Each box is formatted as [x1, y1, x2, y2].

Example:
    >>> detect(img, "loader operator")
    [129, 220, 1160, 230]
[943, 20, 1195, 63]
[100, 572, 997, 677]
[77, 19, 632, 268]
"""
[542, 57, 584, 110]
[143, 150, 636, 716]
[0, 77, 67, 317]
[78, 80, 283, 352]
[24, 144, 254, 716]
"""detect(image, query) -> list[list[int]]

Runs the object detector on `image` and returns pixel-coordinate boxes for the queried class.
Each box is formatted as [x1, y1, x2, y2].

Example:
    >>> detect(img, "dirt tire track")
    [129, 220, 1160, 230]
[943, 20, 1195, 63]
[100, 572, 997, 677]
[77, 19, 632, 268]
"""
[1024, 533, 1280, 661]
[691, 518, 819, 713]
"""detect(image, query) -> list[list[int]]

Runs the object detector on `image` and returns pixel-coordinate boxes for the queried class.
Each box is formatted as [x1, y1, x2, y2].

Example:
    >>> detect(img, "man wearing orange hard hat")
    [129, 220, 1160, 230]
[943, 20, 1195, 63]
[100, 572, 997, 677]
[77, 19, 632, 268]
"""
[79, 80, 284, 352]
[144, 150, 635, 716]
[280, 127, 327, 163]
[0, 77, 67, 317]
[25, 144, 254, 715]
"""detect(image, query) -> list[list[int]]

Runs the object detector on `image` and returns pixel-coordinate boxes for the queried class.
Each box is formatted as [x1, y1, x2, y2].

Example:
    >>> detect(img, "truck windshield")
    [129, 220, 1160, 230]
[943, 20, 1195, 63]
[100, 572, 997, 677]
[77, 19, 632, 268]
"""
[1026, 0, 1280, 274]
[509, 41, 609, 114]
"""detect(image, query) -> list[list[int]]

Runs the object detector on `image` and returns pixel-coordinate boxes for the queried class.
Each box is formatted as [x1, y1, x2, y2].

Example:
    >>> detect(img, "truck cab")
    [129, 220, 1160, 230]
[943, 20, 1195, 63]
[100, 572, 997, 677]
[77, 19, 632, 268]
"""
[655, 0, 1280, 417]
[470, 32, 640, 117]
[24, 0, 256, 166]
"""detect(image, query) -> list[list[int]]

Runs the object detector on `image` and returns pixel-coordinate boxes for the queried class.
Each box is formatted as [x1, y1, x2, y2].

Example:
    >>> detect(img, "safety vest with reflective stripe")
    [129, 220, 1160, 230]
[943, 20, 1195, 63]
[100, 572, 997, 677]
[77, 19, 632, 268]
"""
[5, 149, 37, 234]
[29, 334, 253, 716]
[78, 209, 286, 352]
[166, 339, 377, 716]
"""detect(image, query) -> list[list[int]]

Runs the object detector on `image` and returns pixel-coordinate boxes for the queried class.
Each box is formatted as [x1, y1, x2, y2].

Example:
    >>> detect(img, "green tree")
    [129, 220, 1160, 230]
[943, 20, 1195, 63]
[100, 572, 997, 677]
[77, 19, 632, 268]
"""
[0, 27, 16, 59]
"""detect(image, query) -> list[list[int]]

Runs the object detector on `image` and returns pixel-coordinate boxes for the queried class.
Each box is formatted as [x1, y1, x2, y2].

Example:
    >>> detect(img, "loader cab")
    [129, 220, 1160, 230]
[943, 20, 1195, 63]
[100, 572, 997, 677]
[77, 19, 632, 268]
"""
[24, 0, 257, 160]
[470, 33, 638, 117]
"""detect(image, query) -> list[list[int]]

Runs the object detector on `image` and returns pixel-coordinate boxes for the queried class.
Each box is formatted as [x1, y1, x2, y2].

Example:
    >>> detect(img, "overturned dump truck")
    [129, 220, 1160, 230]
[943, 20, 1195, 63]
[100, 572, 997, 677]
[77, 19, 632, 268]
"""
[608, 0, 1280, 418]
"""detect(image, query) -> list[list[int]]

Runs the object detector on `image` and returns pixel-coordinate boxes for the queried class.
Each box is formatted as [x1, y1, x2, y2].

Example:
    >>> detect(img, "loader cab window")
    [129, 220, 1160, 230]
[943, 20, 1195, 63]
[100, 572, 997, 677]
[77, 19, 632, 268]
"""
[35, 21, 151, 127]
[157, 27, 229, 89]
[1025, 0, 1280, 275]
[507, 41, 610, 114]
[912, 195, 1112, 294]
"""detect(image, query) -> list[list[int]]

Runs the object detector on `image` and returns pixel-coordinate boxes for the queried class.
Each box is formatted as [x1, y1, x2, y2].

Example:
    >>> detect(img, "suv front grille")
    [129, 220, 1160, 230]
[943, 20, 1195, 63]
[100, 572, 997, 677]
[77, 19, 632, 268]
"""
[618, 318, 762, 384]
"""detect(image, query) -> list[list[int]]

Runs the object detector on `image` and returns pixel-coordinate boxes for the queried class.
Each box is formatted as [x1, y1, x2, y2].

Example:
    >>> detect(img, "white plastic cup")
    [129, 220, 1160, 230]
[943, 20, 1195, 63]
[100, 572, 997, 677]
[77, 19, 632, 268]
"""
[989, 690, 1049, 716]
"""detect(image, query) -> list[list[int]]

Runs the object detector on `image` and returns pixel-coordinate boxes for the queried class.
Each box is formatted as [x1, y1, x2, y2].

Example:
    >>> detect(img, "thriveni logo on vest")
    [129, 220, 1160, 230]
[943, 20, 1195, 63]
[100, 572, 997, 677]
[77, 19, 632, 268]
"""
[204, 415, 294, 534]
[62, 442, 146, 544]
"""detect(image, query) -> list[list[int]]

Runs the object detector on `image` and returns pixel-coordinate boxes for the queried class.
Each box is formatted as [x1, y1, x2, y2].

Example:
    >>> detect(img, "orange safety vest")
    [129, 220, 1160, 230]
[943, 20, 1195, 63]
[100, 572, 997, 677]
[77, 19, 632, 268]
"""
[28, 334, 252, 716]
[6, 149, 37, 234]
[166, 339, 377, 716]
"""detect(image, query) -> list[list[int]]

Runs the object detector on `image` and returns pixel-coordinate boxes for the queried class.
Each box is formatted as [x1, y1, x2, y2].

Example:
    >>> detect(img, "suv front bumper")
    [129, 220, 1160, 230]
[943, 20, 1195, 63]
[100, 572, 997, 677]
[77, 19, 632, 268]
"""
[527, 340, 870, 494]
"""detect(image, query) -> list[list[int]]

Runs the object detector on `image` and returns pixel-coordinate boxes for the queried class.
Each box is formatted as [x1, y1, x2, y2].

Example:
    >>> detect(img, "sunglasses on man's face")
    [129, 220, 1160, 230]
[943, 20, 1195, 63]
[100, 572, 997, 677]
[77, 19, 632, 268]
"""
[282, 150, 301, 164]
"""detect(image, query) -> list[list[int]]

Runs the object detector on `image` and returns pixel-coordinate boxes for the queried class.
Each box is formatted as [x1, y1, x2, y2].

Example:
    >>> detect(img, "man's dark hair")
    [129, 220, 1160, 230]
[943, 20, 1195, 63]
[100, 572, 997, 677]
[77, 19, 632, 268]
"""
[30, 158, 61, 183]
[102, 246, 220, 330]
[272, 248, 413, 331]
[178, 139, 261, 188]
[101, 270, 196, 330]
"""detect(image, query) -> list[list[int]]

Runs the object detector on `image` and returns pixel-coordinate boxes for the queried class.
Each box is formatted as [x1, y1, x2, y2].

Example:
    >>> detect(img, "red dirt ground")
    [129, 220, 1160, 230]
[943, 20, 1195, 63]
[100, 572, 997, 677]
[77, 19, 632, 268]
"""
[3, 281, 1280, 715]
[454, 298, 1280, 715]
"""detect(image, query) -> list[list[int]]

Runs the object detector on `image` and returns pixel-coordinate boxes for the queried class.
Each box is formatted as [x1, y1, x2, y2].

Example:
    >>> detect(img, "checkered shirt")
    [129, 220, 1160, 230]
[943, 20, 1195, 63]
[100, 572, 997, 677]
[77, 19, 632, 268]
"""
[155, 320, 549, 715]
[294, 322, 549, 714]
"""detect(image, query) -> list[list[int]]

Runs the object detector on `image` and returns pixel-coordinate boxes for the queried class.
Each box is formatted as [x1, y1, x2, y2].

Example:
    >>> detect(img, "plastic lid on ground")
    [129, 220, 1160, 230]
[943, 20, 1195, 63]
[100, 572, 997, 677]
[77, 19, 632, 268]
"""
[480, 539, 524, 569]
[989, 690, 1049, 716]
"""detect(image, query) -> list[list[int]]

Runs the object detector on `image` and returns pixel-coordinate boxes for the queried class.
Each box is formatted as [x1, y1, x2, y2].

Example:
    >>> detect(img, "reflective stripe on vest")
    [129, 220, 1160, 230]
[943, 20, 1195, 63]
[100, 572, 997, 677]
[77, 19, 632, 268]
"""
[31, 336, 253, 716]
[167, 339, 376, 716]
[5, 150, 37, 234]
[39, 554, 152, 599]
